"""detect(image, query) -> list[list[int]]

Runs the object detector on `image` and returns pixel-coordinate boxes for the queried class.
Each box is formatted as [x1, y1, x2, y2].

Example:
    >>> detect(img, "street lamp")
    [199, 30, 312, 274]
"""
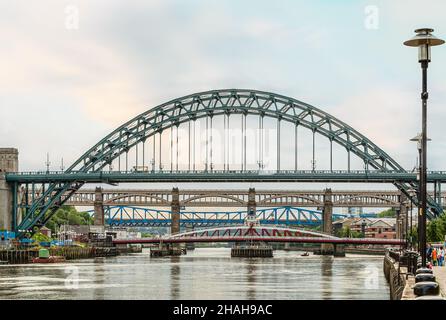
[410, 134, 431, 252]
[404, 28, 445, 267]
[407, 188, 417, 250]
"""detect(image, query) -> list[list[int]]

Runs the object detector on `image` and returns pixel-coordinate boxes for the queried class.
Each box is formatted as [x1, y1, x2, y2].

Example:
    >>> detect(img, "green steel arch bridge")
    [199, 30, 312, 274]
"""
[4, 89, 446, 236]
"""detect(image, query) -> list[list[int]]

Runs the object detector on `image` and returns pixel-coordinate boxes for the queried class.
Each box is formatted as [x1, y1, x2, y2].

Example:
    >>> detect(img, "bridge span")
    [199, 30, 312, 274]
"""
[65, 187, 446, 208]
[1, 89, 444, 236]
[112, 226, 405, 246]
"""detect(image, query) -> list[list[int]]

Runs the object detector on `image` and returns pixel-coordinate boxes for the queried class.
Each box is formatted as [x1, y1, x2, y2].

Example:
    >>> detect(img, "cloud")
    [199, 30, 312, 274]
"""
[2, 0, 446, 173]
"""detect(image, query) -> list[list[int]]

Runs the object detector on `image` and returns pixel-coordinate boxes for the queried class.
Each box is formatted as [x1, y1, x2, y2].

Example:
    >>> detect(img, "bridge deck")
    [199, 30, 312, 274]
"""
[113, 237, 404, 246]
[7, 170, 446, 183]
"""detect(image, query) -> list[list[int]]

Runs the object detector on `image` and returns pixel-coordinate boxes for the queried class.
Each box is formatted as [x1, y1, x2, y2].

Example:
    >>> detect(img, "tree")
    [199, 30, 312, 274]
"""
[426, 212, 446, 243]
[32, 232, 51, 243]
[378, 208, 396, 218]
[335, 226, 362, 238]
[44, 206, 94, 234]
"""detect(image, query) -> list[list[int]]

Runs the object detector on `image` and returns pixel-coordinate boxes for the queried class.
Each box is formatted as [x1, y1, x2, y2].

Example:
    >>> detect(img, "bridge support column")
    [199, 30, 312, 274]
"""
[0, 148, 18, 232]
[0, 173, 12, 231]
[247, 188, 256, 214]
[333, 244, 345, 257]
[94, 187, 104, 226]
[171, 188, 180, 236]
[397, 193, 408, 242]
[246, 188, 256, 225]
[320, 188, 334, 255]
[185, 224, 195, 251]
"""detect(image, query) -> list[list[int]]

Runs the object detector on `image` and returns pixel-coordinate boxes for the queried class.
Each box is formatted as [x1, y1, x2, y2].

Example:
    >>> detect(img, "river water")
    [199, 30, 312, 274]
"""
[0, 248, 389, 300]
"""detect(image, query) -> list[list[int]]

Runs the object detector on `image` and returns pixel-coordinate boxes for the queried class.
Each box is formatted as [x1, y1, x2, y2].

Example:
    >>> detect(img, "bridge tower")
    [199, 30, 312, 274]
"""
[171, 188, 180, 235]
[320, 188, 339, 255]
[93, 187, 104, 226]
[246, 188, 257, 226]
[0, 148, 18, 231]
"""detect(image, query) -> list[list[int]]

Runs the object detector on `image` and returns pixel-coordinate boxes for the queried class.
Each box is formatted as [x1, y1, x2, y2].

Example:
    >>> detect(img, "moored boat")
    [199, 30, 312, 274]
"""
[32, 256, 66, 263]
[32, 248, 66, 263]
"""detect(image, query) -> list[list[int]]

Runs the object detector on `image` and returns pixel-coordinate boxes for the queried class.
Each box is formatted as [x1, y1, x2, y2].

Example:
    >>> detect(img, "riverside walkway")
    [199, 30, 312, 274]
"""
[433, 266, 446, 297]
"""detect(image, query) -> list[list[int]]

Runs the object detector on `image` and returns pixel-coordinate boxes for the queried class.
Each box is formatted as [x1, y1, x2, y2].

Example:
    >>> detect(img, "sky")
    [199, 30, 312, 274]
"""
[1, 0, 446, 195]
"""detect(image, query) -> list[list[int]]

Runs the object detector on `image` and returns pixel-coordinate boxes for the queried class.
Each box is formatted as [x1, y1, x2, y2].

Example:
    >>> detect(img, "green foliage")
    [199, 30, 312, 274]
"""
[141, 232, 154, 238]
[426, 212, 446, 243]
[408, 226, 418, 247]
[335, 226, 363, 238]
[44, 206, 94, 234]
[31, 232, 51, 242]
[377, 208, 396, 218]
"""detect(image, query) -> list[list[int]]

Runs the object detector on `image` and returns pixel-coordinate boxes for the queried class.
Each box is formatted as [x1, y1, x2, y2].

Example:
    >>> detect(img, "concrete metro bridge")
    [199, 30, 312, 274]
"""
[0, 89, 445, 238]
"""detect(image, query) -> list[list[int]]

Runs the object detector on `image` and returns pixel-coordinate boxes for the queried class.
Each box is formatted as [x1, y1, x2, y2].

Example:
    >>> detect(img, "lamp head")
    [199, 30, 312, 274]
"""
[404, 28, 445, 62]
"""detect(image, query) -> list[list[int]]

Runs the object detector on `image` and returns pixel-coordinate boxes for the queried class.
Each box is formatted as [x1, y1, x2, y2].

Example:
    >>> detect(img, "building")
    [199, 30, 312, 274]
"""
[365, 219, 396, 239]
[40, 226, 51, 238]
[333, 217, 397, 239]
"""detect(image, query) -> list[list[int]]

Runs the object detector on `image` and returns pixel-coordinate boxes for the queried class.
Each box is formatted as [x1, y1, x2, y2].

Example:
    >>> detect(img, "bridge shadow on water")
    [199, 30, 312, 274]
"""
[321, 256, 333, 300]
[170, 256, 181, 300]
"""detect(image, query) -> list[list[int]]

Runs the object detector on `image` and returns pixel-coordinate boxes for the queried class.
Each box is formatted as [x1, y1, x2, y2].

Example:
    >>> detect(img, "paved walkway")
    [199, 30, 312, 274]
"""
[433, 266, 446, 297]
[401, 266, 417, 300]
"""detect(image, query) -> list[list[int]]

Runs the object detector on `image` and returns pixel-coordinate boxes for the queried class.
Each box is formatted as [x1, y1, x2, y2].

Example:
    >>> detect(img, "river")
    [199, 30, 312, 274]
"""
[0, 248, 389, 300]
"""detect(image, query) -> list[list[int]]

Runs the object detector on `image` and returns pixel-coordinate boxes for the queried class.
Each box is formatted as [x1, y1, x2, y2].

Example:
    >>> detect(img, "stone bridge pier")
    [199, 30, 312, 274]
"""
[320, 188, 344, 256]
[247, 188, 256, 217]
[320, 188, 333, 255]
[0, 148, 18, 231]
[94, 186, 105, 226]
[171, 187, 180, 236]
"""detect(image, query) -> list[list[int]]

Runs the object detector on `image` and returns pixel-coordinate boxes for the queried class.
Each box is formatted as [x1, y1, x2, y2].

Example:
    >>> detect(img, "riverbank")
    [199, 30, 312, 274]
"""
[0, 246, 138, 264]
[383, 252, 409, 300]
[284, 245, 386, 256]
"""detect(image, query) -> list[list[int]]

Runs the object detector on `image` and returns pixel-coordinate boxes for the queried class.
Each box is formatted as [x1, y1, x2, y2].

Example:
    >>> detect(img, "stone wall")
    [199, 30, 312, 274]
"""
[0, 173, 12, 231]
[0, 148, 18, 231]
[0, 148, 18, 172]
[383, 254, 406, 300]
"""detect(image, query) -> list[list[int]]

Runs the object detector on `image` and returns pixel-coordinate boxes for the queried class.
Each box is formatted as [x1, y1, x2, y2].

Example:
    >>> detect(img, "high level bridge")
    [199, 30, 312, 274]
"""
[64, 188, 446, 208]
[0, 89, 445, 240]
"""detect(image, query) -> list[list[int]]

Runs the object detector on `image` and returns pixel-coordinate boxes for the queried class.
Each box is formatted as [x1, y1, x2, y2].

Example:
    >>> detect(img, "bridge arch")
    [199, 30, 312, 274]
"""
[168, 225, 338, 240]
[18, 89, 436, 234]
[182, 194, 246, 206]
[105, 194, 170, 206]
[258, 195, 322, 206]
[332, 195, 400, 207]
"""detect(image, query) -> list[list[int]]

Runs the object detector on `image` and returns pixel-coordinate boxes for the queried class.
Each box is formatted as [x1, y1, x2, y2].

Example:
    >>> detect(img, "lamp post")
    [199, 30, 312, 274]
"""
[407, 188, 417, 250]
[404, 28, 445, 267]
[410, 134, 431, 252]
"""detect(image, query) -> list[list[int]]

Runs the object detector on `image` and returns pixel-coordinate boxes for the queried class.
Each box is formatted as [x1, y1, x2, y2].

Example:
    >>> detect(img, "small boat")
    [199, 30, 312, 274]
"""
[32, 256, 66, 263]
[301, 252, 310, 257]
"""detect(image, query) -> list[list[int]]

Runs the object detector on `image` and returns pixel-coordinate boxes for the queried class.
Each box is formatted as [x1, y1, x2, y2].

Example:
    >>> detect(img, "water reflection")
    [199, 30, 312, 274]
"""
[93, 257, 106, 300]
[246, 261, 256, 300]
[170, 256, 181, 300]
[0, 248, 389, 300]
[320, 256, 333, 300]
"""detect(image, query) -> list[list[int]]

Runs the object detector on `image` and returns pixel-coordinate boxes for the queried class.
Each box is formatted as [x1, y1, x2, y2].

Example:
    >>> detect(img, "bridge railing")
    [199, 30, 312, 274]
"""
[9, 169, 430, 175]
